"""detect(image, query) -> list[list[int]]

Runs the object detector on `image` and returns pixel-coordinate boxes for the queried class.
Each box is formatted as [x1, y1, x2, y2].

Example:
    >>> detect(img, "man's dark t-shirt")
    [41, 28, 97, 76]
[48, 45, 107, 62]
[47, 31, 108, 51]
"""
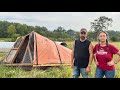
[74, 39, 91, 68]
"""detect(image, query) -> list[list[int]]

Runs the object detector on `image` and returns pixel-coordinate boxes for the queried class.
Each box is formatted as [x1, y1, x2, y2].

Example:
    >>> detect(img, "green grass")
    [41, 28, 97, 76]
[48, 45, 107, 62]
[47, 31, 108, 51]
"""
[0, 52, 8, 62]
[0, 65, 72, 78]
[0, 41, 120, 78]
[0, 38, 11, 42]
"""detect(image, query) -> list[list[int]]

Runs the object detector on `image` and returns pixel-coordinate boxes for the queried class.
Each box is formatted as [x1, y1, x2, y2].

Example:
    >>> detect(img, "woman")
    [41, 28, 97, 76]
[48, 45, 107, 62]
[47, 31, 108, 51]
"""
[93, 31, 120, 78]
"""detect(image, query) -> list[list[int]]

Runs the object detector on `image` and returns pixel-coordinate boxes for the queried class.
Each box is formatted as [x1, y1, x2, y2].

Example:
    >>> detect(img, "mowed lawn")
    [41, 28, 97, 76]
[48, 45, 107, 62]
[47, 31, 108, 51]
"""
[0, 41, 120, 78]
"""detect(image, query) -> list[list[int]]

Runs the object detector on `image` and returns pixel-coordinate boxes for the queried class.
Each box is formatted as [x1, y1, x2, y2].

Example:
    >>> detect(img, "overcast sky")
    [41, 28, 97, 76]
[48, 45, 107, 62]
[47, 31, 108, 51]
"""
[0, 12, 120, 31]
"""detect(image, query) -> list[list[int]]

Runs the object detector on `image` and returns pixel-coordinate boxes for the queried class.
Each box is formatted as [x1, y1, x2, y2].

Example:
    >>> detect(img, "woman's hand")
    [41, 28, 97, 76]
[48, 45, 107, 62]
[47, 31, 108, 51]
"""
[95, 61, 99, 66]
[107, 61, 114, 66]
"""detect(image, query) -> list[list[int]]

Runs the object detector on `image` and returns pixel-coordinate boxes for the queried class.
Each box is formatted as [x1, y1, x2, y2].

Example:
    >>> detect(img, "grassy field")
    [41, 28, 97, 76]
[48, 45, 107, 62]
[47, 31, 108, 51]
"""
[0, 41, 120, 78]
[0, 38, 11, 42]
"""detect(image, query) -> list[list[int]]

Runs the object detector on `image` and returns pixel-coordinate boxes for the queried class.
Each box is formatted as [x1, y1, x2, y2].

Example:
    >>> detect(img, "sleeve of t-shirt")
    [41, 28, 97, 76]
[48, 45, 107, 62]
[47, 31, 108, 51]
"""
[110, 44, 119, 54]
[93, 44, 97, 54]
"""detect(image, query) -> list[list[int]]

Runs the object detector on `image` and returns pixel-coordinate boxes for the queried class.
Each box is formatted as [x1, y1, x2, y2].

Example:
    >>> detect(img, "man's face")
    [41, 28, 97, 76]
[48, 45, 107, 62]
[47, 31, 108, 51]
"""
[80, 31, 87, 40]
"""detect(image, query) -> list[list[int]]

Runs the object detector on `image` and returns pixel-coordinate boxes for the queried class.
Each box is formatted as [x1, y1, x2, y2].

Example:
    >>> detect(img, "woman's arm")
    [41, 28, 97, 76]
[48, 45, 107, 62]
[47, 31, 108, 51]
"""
[107, 51, 120, 66]
[94, 54, 98, 65]
[113, 51, 120, 64]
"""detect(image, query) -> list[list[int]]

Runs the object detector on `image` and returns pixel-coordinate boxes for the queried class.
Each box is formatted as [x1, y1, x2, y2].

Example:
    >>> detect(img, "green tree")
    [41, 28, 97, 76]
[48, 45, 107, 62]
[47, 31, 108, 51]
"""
[87, 31, 96, 41]
[11, 33, 20, 42]
[67, 29, 76, 38]
[75, 32, 80, 39]
[111, 36, 119, 42]
[0, 21, 10, 38]
[90, 16, 113, 36]
[15, 23, 22, 34]
[18, 24, 28, 36]
[53, 27, 67, 39]
[7, 25, 16, 38]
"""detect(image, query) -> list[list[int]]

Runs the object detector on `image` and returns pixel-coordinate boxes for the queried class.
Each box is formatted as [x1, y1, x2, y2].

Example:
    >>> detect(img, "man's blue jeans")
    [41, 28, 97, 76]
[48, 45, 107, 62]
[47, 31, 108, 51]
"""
[72, 66, 88, 78]
[95, 67, 115, 78]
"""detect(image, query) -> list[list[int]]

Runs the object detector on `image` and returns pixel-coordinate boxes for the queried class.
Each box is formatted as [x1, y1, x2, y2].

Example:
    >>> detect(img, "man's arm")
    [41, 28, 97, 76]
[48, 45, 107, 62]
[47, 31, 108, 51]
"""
[86, 42, 94, 73]
[88, 42, 94, 66]
[71, 43, 75, 68]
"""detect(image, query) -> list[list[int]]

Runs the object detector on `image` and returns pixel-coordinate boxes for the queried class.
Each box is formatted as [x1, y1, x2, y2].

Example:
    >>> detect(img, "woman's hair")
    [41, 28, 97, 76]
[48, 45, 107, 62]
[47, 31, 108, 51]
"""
[97, 31, 109, 52]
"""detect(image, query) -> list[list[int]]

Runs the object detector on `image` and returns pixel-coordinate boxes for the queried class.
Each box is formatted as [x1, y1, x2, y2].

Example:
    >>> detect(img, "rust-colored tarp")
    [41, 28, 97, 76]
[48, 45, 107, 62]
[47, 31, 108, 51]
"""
[34, 32, 72, 65]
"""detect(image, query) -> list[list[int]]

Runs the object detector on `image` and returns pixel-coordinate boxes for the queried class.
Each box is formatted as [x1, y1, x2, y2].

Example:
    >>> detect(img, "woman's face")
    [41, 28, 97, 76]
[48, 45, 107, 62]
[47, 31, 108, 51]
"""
[98, 32, 107, 42]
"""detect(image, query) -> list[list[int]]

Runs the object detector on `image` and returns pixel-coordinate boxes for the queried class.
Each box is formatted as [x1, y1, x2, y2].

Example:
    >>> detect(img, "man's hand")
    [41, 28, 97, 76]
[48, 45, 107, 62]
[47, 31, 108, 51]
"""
[86, 65, 91, 73]
[71, 63, 74, 69]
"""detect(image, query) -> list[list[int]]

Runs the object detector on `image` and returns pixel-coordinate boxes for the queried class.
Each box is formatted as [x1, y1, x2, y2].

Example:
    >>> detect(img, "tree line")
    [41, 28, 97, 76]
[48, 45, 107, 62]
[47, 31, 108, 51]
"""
[0, 17, 120, 42]
[0, 21, 76, 41]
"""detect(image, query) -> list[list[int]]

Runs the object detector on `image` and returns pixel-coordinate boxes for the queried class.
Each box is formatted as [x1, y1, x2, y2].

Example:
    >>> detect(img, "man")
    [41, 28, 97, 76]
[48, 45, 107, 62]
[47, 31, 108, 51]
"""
[71, 28, 93, 78]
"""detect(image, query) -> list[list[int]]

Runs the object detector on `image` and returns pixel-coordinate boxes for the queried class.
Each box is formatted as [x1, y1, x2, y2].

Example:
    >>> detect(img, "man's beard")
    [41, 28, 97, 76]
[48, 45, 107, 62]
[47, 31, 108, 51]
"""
[80, 36, 85, 40]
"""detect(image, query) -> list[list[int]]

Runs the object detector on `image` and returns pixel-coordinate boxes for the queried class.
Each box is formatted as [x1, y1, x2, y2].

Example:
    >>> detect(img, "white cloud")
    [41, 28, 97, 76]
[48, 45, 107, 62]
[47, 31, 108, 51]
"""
[0, 12, 120, 31]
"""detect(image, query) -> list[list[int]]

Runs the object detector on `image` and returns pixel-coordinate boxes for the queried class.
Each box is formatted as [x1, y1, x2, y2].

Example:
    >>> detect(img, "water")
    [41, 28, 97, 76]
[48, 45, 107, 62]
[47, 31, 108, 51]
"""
[0, 42, 15, 48]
